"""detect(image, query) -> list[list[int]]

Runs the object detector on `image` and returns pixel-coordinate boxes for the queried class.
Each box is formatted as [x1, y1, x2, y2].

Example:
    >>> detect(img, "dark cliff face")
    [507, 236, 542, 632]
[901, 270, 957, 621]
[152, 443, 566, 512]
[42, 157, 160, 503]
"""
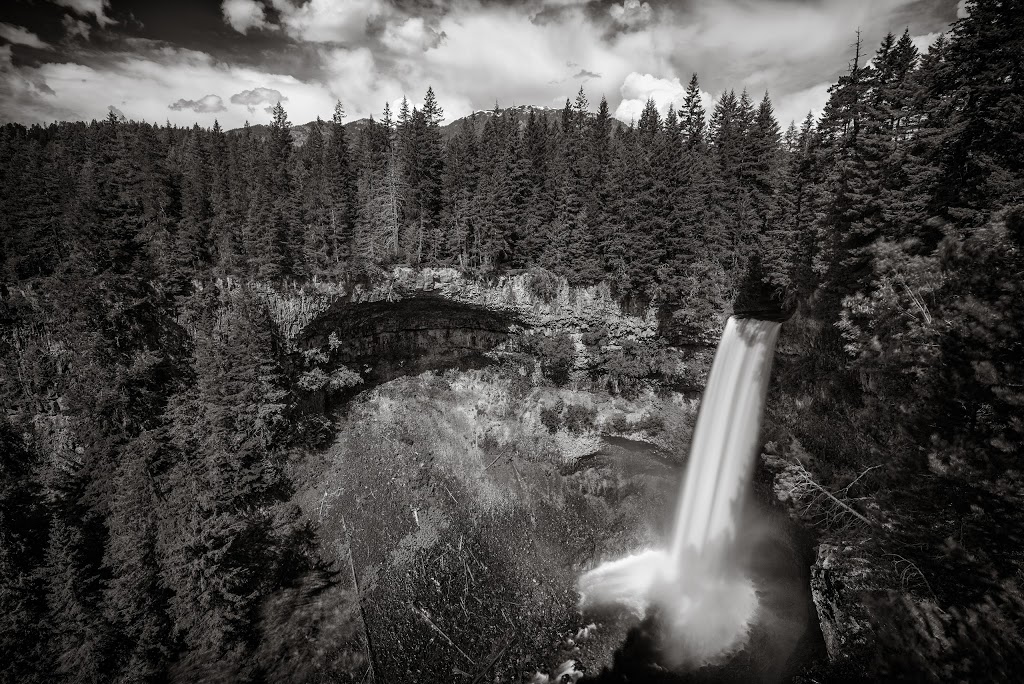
[297, 294, 526, 382]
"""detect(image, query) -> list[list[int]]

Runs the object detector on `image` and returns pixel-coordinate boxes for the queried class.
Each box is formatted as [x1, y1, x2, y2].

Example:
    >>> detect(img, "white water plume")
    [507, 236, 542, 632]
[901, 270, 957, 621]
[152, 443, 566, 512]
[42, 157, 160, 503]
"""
[578, 317, 781, 668]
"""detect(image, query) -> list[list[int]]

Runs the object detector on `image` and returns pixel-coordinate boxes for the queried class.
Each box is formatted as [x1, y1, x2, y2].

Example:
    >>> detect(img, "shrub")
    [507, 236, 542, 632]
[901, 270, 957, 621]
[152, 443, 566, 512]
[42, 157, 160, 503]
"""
[632, 411, 664, 433]
[525, 267, 561, 304]
[535, 333, 576, 386]
[564, 403, 597, 435]
[581, 323, 610, 349]
[598, 338, 659, 396]
[329, 366, 362, 391]
[302, 347, 329, 365]
[297, 365, 362, 393]
[609, 412, 631, 433]
[297, 368, 330, 392]
[540, 399, 565, 433]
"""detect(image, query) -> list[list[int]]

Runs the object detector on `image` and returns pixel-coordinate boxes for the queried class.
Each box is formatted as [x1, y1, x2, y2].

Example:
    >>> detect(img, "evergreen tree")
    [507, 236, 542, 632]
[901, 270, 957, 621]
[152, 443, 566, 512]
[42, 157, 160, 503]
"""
[0, 423, 53, 683]
[299, 118, 329, 275]
[101, 433, 173, 682]
[45, 517, 111, 682]
[324, 101, 356, 267]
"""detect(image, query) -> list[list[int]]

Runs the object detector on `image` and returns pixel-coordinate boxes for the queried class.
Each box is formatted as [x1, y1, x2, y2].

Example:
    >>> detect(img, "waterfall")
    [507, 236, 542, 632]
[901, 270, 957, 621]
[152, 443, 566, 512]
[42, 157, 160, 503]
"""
[578, 316, 782, 667]
[668, 317, 781, 572]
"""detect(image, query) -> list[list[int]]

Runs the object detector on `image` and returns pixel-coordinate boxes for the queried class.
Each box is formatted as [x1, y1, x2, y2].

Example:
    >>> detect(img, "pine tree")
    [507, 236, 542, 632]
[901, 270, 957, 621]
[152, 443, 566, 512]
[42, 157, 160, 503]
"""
[681, 74, 707, 151]
[440, 118, 479, 264]
[299, 118, 329, 275]
[324, 102, 356, 268]
[208, 120, 241, 276]
[518, 110, 556, 266]
[166, 126, 210, 293]
[101, 433, 173, 681]
[45, 517, 111, 682]
[261, 102, 295, 278]
[928, 0, 1024, 224]
[584, 96, 616, 276]
[418, 87, 446, 264]
[0, 422, 53, 683]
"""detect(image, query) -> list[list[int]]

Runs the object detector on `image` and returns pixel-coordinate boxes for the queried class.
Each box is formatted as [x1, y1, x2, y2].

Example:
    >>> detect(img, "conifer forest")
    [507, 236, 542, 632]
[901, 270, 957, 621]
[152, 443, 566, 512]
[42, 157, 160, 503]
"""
[2, 1, 1023, 682]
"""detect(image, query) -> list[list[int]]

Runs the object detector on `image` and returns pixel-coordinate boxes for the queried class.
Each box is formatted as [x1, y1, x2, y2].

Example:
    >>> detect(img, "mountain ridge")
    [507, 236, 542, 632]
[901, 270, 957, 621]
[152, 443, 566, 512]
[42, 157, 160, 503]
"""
[226, 104, 630, 145]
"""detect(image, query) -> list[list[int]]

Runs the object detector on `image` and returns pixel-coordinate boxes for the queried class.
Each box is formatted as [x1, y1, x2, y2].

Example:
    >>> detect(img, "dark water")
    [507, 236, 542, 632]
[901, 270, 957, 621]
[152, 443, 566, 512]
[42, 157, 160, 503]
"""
[592, 435, 681, 475]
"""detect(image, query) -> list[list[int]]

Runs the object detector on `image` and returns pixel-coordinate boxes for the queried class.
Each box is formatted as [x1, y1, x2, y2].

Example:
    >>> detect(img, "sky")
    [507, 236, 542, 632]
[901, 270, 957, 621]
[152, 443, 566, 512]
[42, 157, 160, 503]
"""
[0, 0, 964, 130]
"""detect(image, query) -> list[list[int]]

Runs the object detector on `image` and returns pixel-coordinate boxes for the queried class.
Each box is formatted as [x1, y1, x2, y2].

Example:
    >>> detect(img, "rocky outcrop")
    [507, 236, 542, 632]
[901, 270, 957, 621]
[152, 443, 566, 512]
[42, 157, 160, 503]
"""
[810, 543, 879, 662]
[243, 267, 661, 346]
[297, 295, 521, 368]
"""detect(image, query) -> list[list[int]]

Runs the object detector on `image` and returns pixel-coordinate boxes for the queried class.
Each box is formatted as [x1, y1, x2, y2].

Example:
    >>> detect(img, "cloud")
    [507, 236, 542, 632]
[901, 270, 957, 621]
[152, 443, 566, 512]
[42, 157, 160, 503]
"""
[51, 0, 115, 27]
[0, 23, 50, 49]
[911, 31, 941, 54]
[388, 4, 650, 117]
[609, 0, 654, 29]
[221, 0, 271, 35]
[615, 72, 713, 122]
[230, 86, 287, 110]
[957, 0, 970, 18]
[6, 0, 956, 130]
[169, 94, 227, 113]
[1, 46, 333, 127]
[773, 81, 832, 128]
[270, 0, 387, 43]
[380, 17, 445, 54]
[62, 15, 92, 40]
[107, 104, 125, 119]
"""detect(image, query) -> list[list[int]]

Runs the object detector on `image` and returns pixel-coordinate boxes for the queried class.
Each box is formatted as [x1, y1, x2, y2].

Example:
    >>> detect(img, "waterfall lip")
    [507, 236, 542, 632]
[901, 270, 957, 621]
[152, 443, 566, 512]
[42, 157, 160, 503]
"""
[732, 308, 793, 323]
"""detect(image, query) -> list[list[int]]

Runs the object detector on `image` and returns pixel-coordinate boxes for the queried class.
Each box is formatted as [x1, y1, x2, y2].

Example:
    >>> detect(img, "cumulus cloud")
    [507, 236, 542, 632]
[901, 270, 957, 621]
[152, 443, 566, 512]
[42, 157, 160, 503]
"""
[51, 0, 115, 27]
[911, 31, 942, 55]
[62, 15, 92, 40]
[0, 47, 62, 122]
[230, 86, 287, 112]
[394, 4, 651, 118]
[270, 0, 387, 43]
[6, 0, 956, 130]
[615, 72, 713, 122]
[0, 23, 50, 49]
[380, 17, 445, 54]
[222, 0, 270, 35]
[609, 0, 654, 29]
[169, 94, 226, 113]
[1, 46, 332, 127]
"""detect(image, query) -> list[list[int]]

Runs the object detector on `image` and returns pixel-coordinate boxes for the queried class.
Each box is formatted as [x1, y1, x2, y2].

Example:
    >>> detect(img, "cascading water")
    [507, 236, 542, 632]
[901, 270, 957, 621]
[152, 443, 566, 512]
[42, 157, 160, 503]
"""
[578, 316, 782, 668]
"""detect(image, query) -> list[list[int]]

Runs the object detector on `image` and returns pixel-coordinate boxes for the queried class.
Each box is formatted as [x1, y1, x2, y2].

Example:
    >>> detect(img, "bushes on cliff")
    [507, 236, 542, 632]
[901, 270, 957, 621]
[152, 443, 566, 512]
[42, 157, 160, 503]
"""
[540, 399, 565, 433]
[521, 332, 576, 386]
[524, 267, 562, 304]
[582, 324, 667, 396]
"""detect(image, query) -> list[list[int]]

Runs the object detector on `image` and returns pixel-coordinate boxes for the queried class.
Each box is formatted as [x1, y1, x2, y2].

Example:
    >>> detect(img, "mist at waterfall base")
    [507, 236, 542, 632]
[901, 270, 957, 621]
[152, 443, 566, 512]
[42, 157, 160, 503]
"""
[578, 317, 806, 677]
